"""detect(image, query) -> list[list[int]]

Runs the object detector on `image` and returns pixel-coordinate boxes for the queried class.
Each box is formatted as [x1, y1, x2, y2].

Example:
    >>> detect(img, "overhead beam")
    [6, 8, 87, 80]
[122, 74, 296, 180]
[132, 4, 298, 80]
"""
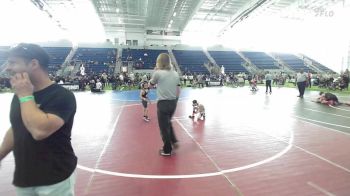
[103, 23, 145, 26]
[101, 17, 146, 22]
[192, 17, 228, 22]
[179, 0, 207, 31]
[198, 9, 234, 16]
[218, 0, 271, 36]
[100, 12, 147, 18]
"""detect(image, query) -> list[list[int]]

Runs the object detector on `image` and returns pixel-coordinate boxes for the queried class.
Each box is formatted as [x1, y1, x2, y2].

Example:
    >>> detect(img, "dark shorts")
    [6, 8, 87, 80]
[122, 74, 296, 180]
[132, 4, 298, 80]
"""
[142, 100, 148, 108]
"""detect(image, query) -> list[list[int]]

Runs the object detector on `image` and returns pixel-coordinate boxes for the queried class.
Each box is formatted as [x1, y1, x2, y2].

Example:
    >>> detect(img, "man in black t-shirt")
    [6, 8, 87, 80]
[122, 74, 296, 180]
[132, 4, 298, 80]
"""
[0, 43, 77, 195]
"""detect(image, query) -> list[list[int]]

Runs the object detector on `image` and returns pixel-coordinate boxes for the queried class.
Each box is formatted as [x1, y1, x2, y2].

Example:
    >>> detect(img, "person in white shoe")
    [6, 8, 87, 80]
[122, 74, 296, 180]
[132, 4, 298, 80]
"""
[189, 100, 205, 120]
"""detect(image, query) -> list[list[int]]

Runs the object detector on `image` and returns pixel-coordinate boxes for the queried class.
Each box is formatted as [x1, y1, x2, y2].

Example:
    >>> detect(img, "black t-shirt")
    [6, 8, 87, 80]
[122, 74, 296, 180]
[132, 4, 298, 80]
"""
[10, 83, 77, 187]
[324, 93, 338, 102]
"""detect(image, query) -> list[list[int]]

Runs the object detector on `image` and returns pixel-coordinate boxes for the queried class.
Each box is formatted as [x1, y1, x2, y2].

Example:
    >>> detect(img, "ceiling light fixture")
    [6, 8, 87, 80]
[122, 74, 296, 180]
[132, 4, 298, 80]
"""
[173, 12, 177, 17]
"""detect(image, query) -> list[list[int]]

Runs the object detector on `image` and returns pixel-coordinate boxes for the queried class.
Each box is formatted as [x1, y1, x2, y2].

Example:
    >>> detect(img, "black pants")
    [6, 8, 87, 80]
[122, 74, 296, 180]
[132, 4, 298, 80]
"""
[157, 99, 178, 153]
[297, 81, 306, 97]
[265, 80, 272, 93]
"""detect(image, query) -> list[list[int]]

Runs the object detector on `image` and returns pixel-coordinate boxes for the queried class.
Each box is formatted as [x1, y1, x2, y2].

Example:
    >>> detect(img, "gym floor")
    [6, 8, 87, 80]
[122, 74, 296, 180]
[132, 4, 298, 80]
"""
[0, 86, 350, 195]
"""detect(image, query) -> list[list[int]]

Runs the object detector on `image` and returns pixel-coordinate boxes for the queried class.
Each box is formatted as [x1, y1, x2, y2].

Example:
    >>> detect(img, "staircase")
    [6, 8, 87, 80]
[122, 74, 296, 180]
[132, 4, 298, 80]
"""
[266, 53, 295, 73]
[69, 60, 82, 77]
[203, 48, 217, 66]
[168, 48, 182, 75]
[114, 48, 123, 75]
[297, 54, 322, 73]
[114, 60, 122, 75]
[55, 46, 78, 76]
[64, 46, 78, 65]
[236, 51, 258, 73]
[202, 48, 220, 73]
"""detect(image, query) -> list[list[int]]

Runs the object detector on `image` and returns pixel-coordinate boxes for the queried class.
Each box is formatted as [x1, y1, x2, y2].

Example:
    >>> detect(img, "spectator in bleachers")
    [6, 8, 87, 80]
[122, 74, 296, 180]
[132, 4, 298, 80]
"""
[307, 71, 312, 88]
[78, 76, 87, 91]
[129, 72, 135, 87]
[89, 78, 96, 90]
[109, 75, 117, 90]
[141, 73, 148, 83]
[273, 73, 278, 85]
[205, 75, 210, 87]
[127, 55, 132, 61]
[188, 74, 194, 84]
[341, 73, 349, 90]
[101, 72, 108, 89]
[182, 74, 187, 86]
[119, 73, 124, 85]
[95, 79, 103, 92]
[238, 75, 244, 87]
[221, 65, 225, 75]
[197, 74, 204, 88]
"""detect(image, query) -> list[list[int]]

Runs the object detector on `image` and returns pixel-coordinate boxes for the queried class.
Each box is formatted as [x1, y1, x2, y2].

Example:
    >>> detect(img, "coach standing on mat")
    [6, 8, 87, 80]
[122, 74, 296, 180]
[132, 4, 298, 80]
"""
[265, 71, 273, 94]
[296, 69, 308, 98]
[149, 53, 181, 156]
[0, 43, 77, 195]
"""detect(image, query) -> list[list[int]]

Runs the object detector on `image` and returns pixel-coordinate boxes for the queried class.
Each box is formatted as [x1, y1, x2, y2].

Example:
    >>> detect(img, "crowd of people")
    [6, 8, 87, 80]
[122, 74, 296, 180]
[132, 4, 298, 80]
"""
[1, 69, 349, 94]
[1, 43, 350, 195]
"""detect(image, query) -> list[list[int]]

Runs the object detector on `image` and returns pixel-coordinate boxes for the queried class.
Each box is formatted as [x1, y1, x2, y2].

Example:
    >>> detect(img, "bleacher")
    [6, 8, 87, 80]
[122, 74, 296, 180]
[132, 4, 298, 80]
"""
[208, 50, 247, 73]
[303, 55, 335, 73]
[1, 45, 335, 76]
[43, 47, 71, 74]
[122, 49, 167, 69]
[0, 46, 9, 66]
[172, 50, 209, 73]
[242, 51, 279, 69]
[273, 53, 312, 72]
[73, 48, 116, 74]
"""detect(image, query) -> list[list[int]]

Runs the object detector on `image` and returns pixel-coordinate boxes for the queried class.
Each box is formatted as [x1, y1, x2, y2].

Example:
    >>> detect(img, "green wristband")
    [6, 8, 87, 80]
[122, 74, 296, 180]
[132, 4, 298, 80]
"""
[19, 96, 35, 103]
